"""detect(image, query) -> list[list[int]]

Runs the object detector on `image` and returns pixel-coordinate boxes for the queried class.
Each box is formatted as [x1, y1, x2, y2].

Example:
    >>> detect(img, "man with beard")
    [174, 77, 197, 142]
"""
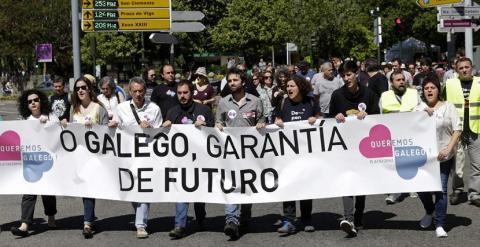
[162, 80, 214, 239]
[151, 64, 178, 118]
[380, 69, 422, 204]
[112, 77, 162, 238]
[444, 57, 480, 207]
[216, 67, 265, 239]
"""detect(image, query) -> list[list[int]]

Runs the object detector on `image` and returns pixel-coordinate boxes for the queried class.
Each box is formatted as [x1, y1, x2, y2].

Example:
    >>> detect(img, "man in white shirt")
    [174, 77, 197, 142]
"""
[112, 77, 162, 238]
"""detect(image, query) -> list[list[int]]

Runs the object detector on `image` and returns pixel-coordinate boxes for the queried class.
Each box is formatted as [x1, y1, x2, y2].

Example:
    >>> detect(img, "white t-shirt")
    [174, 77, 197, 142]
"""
[115, 100, 162, 128]
[415, 101, 462, 160]
[98, 93, 124, 118]
[27, 113, 59, 128]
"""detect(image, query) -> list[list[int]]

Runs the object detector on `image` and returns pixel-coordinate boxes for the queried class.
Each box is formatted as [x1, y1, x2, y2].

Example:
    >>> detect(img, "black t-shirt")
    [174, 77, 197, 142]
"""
[165, 101, 214, 127]
[274, 97, 320, 122]
[49, 93, 70, 121]
[413, 71, 436, 86]
[151, 82, 179, 118]
[368, 72, 389, 97]
[444, 79, 474, 140]
[328, 84, 380, 117]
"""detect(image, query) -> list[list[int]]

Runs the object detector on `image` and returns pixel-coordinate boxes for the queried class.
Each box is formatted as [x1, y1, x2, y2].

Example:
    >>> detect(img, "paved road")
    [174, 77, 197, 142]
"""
[1, 100, 479, 246]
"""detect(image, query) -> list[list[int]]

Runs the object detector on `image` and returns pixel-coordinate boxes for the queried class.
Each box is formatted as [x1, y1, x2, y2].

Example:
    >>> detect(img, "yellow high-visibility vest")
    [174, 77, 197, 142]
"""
[445, 77, 480, 134]
[380, 88, 418, 113]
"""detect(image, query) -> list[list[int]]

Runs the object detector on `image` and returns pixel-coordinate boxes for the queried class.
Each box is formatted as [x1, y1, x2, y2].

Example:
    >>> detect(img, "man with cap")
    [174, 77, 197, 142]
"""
[296, 61, 316, 84]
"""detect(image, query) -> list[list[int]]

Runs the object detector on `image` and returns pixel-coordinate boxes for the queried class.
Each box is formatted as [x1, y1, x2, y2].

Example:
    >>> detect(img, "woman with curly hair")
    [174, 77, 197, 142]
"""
[273, 75, 321, 234]
[68, 76, 109, 238]
[11, 89, 58, 237]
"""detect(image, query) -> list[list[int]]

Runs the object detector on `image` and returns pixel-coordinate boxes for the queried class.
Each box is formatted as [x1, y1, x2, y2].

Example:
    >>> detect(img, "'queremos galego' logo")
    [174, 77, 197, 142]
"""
[358, 124, 427, 180]
[0, 130, 55, 183]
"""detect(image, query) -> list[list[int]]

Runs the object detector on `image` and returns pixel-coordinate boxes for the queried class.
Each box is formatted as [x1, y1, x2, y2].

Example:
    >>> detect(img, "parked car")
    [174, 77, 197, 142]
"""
[35, 81, 54, 93]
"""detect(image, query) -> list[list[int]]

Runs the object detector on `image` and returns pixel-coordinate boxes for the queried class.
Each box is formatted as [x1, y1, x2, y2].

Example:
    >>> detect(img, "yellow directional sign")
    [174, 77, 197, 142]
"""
[83, 21, 94, 31]
[416, 0, 463, 8]
[82, 0, 170, 9]
[82, 9, 170, 20]
[82, 19, 170, 32]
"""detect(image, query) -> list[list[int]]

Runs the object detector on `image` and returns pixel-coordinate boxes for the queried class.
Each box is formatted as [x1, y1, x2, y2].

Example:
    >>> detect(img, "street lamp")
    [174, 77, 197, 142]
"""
[370, 7, 382, 64]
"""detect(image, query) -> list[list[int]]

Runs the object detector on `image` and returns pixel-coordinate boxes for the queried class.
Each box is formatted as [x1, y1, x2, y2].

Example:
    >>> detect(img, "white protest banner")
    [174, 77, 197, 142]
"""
[0, 112, 440, 204]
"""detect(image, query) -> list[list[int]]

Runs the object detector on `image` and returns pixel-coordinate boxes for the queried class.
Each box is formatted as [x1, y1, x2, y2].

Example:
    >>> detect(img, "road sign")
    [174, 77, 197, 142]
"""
[171, 22, 205, 32]
[82, 9, 170, 20]
[83, 19, 170, 32]
[149, 33, 179, 44]
[82, 0, 169, 9]
[417, 0, 463, 8]
[171, 11, 205, 21]
[439, 6, 480, 16]
[442, 19, 480, 28]
[82, 0, 172, 32]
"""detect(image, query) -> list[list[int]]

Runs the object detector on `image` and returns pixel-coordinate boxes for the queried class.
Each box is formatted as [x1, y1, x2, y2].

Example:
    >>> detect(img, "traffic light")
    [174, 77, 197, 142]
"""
[394, 16, 404, 38]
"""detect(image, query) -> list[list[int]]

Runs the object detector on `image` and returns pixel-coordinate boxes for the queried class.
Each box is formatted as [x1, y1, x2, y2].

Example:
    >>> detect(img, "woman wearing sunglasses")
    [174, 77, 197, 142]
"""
[69, 76, 109, 238]
[10, 89, 59, 237]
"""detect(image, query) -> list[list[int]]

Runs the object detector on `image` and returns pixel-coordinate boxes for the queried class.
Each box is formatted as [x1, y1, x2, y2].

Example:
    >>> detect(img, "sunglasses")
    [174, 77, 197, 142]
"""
[75, 85, 88, 91]
[264, 76, 272, 79]
[27, 98, 40, 104]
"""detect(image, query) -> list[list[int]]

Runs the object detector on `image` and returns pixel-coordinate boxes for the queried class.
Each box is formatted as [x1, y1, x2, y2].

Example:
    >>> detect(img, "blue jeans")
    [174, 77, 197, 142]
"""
[175, 202, 206, 228]
[83, 198, 95, 225]
[132, 202, 150, 229]
[225, 204, 252, 225]
[418, 158, 452, 228]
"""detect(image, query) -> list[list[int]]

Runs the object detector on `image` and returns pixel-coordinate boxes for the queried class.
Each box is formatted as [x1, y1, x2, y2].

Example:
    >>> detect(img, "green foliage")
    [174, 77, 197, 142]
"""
[81, 32, 142, 66]
[210, 0, 294, 58]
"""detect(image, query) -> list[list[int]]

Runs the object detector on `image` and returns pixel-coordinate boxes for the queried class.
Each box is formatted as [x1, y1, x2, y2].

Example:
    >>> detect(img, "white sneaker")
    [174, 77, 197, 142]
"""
[340, 220, 357, 237]
[435, 227, 448, 238]
[419, 214, 433, 228]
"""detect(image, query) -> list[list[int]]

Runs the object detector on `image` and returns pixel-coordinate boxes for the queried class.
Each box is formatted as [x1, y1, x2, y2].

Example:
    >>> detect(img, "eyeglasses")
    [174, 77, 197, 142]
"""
[264, 76, 272, 79]
[27, 98, 40, 104]
[75, 85, 88, 91]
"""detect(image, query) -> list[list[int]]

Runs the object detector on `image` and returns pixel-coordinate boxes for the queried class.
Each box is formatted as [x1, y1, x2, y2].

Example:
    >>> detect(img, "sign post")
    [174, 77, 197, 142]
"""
[416, 0, 464, 8]
[81, 0, 172, 32]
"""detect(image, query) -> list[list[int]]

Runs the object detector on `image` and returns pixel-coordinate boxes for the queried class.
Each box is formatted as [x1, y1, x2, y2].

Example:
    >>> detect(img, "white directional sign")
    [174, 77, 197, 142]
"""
[439, 6, 480, 17]
[172, 11, 205, 21]
[171, 22, 205, 32]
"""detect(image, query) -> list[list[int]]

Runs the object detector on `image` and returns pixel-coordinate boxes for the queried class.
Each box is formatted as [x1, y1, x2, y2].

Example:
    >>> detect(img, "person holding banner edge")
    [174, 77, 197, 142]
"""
[162, 80, 214, 239]
[110, 76, 162, 239]
[274, 75, 321, 234]
[328, 61, 380, 237]
[10, 89, 59, 237]
[380, 69, 423, 205]
[414, 75, 461, 238]
[215, 67, 265, 239]
[68, 76, 110, 239]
